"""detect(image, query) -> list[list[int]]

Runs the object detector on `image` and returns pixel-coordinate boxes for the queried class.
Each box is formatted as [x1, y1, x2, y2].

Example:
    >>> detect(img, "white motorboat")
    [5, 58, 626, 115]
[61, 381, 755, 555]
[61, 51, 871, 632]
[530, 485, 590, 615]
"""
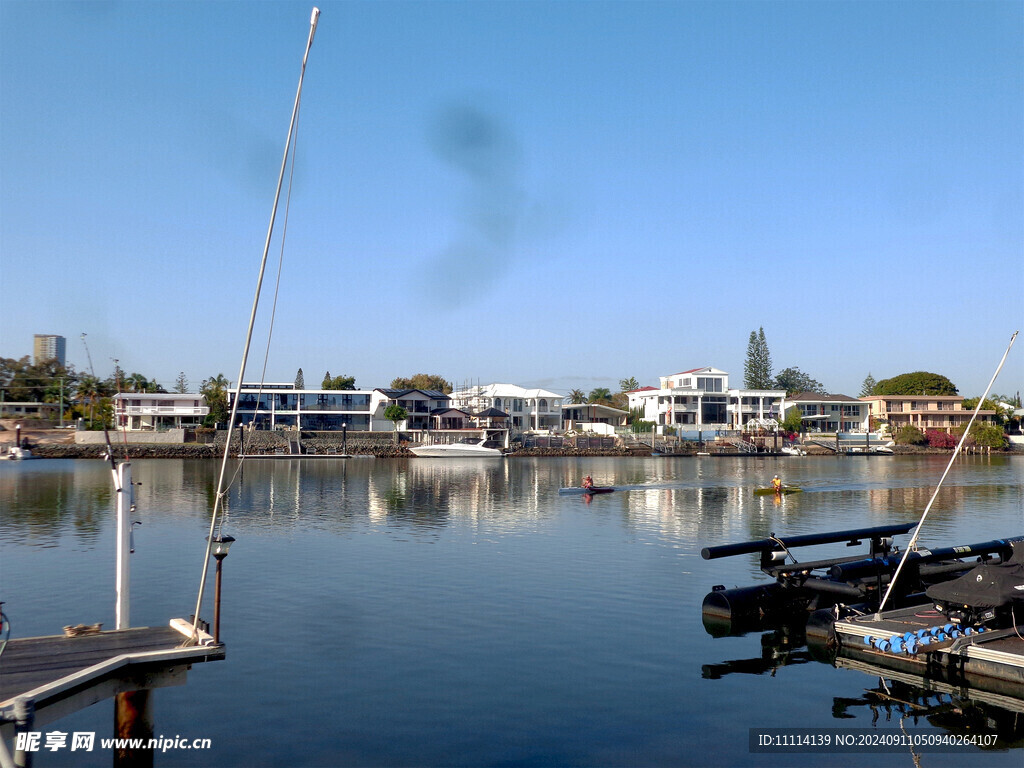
[6, 446, 37, 460]
[410, 438, 504, 458]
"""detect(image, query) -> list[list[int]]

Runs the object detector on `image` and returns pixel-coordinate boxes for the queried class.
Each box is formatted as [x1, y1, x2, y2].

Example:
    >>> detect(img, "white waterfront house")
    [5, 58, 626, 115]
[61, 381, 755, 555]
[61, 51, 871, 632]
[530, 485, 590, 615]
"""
[561, 402, 629, 434]
[787, 392, 870, 433]
[113, 393, 209, 431]
[449, 383, 564, 432]
[627, 367, 786, 431]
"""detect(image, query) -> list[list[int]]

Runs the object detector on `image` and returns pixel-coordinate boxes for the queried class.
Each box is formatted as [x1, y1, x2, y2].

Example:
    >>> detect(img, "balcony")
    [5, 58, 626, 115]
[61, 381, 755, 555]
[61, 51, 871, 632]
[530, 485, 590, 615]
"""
[117, 406, 209, 416]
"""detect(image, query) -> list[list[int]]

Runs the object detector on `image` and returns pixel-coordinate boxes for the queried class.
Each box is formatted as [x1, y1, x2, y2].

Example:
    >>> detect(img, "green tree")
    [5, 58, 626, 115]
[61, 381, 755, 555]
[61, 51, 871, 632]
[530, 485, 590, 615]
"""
[390, 374, 452, 393]
[174, 372, 189, 393]
[568, 388, 586, 404]
[588, 387, 612, 404]
[961, 397, 1005, 425]
[781, 406, 803, 433]
[323, 374, 356, 390]
[894, 424, 926, 446]
[108, 361, 126, 393]
[743, 327, 773, 389]
[874, 372, 958, 396]
[76, 374, 109, 425]
[619, 377, 640, 392]
[859, 373, 877, 397]
[200, 374, 230, 427]
[125, 372, 150, 393]
[774, 367, 827, 396]
[0, 357, 77, 403]
[384, 403, 408, 443]
[322, 370, 332, 388]
[958, 422, 1008, 449]
[295, 368, 305, 389]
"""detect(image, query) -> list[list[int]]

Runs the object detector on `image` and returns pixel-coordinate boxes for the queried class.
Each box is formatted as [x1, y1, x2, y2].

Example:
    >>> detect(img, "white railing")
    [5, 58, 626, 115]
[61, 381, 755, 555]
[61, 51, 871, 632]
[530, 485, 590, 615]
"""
[117, 406, 209, 416]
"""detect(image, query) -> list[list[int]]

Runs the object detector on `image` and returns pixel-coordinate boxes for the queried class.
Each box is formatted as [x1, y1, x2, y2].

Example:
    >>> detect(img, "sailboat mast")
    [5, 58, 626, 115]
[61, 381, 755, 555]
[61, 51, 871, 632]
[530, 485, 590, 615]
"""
[190, 7, 321, 641]
[874, 330, 1018, 618]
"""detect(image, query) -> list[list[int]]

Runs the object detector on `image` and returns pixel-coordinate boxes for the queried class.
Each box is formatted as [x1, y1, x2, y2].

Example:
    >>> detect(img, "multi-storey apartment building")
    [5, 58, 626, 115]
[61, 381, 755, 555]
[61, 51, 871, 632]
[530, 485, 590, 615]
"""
[33, 334, 66, 366]
[627, 367, 786, 430]
[859, 395, 995, 434]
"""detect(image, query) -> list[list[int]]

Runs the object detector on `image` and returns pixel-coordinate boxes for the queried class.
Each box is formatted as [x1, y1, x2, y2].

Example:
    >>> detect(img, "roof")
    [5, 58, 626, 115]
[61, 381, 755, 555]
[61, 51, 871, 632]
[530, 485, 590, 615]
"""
[667, 367, 725, 377]
[627, 386, 659, 393]
[474, 407, 510, 418]
[113, 393, 201, 400]
[451, 383, 564, 400]
[563, 402, 629, 416]
[430, 407, 472, 417]
[376, 388, 450, 399]
[786, 392, 860, 403]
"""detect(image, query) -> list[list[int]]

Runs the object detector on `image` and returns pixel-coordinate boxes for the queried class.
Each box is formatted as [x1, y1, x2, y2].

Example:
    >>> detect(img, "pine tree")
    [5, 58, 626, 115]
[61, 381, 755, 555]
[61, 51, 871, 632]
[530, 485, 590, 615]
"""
[758, 328, 772, 387]
[295, 368, 305, 389]
[174, 371, 189, 393]
[859, 373, 877, 397]
[322, 371, 331, 389]
[744, 327, 772, 389]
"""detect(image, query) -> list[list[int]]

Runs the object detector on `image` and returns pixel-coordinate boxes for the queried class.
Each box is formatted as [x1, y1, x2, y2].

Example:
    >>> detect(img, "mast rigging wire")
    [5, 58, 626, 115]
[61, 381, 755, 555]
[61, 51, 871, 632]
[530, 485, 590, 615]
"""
[873, 330, 1018, 618]
[187, 7, 320, 643]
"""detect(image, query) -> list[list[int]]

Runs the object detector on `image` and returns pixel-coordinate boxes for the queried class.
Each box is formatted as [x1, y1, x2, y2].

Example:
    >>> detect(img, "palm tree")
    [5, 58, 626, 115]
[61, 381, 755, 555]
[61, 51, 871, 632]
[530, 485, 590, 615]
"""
[76, 375, 108, 424]
[201, 374, 230, 426]
[568, 388, 586, 404]
[588, 387, 612, 404]
[125, 372, 150, 393]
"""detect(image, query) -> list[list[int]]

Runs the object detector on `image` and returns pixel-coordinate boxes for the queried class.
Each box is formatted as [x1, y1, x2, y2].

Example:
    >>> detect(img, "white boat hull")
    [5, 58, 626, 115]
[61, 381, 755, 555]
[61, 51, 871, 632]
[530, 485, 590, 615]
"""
[410, 441, 504, 458]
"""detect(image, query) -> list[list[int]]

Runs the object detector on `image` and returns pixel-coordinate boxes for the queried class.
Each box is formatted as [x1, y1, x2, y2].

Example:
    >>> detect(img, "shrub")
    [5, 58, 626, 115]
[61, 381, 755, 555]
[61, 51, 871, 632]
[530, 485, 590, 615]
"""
[925, 429, 957, 449]
[894, 425, 926, 445]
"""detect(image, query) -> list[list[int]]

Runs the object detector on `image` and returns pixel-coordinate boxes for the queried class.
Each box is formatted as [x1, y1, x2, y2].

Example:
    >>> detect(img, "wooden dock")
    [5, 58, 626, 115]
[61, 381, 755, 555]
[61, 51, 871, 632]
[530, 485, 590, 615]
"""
[833, 606, 1024, 702]
[0, 620, 224, 735]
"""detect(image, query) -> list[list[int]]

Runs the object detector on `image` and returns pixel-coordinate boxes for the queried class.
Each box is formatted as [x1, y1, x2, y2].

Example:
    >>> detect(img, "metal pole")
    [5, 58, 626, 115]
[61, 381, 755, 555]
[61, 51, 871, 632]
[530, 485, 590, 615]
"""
[59, 378, 64, 429]
[213, 554, 225, 644]
[190, 7, 320, 642]
[875, 330, 1018, 617]
[12, 697, 34, 768]
[116, 462, 133, 630]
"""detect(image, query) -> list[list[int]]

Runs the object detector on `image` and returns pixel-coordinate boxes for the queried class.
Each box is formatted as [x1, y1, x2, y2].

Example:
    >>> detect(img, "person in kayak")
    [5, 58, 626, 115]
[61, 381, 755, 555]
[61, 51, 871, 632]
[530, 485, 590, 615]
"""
[582, 475, 594, 490]
[772, 475, 782, 493]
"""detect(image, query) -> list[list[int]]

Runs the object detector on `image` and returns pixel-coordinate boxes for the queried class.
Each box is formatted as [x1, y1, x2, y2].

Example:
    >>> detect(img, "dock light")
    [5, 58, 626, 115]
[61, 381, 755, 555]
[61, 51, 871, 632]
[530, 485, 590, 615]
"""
[211, 534, 235, 559]
[209, 534, 235, 644]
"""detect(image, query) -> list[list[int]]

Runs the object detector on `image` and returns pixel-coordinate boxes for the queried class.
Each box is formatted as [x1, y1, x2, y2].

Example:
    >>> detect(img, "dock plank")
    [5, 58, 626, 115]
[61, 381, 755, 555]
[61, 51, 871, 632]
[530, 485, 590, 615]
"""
[0, 625, 223, 705]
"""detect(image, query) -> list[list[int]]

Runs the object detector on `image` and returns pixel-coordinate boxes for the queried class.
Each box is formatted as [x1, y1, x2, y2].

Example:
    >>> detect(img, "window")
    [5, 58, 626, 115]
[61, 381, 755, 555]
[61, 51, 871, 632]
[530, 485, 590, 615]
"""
[539, 399, 547, 411]
[494, 398, 502, 409]
[697, 377, 723, 393]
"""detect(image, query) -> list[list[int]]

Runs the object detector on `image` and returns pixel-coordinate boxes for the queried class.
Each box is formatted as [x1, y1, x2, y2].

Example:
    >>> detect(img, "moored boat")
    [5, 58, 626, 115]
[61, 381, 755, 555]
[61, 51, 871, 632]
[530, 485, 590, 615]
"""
[410, 438, 504, 458]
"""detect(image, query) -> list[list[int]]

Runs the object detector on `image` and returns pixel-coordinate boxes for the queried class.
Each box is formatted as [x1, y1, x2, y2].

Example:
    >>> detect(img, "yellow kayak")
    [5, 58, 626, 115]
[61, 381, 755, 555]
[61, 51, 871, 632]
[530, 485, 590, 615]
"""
[753, 486, 802, 496]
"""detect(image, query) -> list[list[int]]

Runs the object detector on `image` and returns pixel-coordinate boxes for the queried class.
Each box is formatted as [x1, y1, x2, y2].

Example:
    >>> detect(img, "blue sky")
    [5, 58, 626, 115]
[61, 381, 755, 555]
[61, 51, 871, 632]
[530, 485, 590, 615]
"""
[2, 1, 1021, 398]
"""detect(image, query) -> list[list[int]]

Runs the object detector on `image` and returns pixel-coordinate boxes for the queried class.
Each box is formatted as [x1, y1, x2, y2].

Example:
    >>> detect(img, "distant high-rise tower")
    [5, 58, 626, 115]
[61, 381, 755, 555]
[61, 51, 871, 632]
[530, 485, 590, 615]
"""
[33, 334, 66, 366]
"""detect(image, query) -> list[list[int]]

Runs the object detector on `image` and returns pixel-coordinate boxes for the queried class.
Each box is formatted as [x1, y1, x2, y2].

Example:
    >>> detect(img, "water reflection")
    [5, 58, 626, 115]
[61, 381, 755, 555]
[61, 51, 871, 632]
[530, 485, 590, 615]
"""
[3, 456, 1021, 551]
[703, 626, 1024, 748]
[0, 460, 111, 546]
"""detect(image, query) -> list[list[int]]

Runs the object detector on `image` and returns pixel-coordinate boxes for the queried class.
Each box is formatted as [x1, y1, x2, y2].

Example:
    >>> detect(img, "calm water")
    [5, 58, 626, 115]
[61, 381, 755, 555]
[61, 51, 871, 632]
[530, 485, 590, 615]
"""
[2, 455, 1022, 767]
